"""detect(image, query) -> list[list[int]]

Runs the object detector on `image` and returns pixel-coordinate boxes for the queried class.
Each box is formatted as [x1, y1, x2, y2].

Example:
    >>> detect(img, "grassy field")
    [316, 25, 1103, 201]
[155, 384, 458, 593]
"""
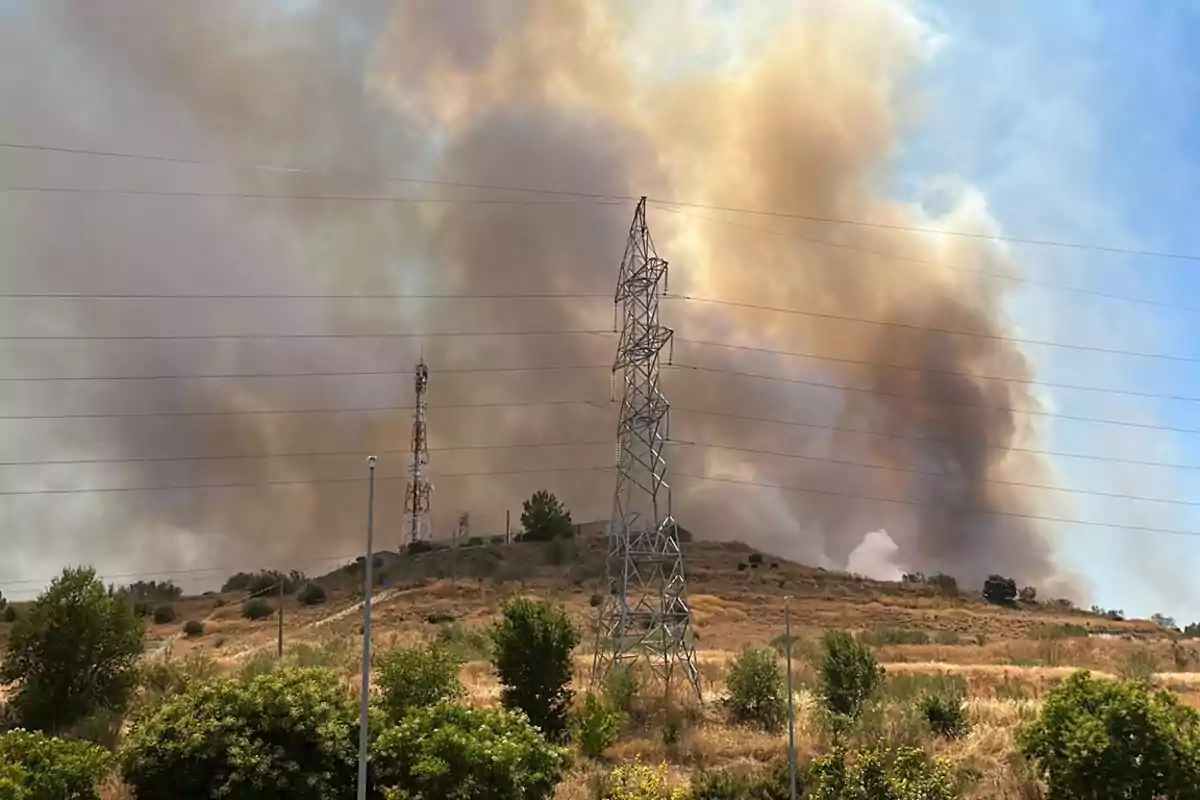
[3, 536, 1194, 798]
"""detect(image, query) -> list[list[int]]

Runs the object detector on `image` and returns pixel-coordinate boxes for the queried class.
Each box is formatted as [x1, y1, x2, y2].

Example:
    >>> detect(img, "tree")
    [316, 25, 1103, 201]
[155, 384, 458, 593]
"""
[520, 489, 573, 542]
[1152, 612, 1178, 630]
[372, 703, 570, 800]
[817, 631, 884, 723]
[0, 730, 112, 800]
[297, 582, 327, 606]
[1, 566, 144, 732]
[1018, 670, 1200, 799]
[982, 574, 1017, 606]
[375, 642, 464, 724]
[723, 646, 786, 732]
[490, 597, 580, 742]
[119, 668, 359, 799]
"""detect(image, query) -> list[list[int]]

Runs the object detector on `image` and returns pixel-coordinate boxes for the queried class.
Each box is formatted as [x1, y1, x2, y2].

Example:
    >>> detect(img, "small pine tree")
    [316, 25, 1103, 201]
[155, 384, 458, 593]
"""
[519, 490, 574, 542]
[490, 597, 580, 742]
[817, 630, 884, 723]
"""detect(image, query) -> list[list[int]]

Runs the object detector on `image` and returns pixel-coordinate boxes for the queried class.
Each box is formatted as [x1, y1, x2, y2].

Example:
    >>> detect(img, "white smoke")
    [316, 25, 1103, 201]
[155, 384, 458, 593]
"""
[845, 528, 906, 581]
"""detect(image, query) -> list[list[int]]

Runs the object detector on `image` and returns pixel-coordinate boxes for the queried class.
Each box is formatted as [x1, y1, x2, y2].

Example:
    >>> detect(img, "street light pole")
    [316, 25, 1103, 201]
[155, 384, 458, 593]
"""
[785, 596, 797, 800]
[356, 455, 377, 800]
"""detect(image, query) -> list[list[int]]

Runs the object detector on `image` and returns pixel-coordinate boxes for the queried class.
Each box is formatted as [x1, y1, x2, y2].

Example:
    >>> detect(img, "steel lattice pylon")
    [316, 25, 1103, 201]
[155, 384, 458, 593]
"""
[403, 359, 432, 545]
[592, 197, 701, 700]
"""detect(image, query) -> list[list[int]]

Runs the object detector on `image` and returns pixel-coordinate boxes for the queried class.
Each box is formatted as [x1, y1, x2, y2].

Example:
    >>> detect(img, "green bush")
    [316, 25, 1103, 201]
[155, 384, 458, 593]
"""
[723, 646, 786, 732]
[152, 604, 177, 625]
[241, 598, 274, 620]
[1, 566, 144, 732]
[372, 702, 570, 800]
[520, 489, 574, 542]
[818, 630, 884, 722]
[221, 569, 306, 595]
[919, 692, 970, 740]
[119, 667, 359, 799]
[601, 759, 685, 800]
[603, 665, 641, 715]
[182, 619, 205, 638]
[297, 582, 327, 606]
[808, 746, 955, 800]
[688, 760, 792, 800]
[1018, 670, 1200, 799]
[491, 597, 580, 742]
[375, 642, 464, 724]
[435, 622, 492, 661]
[575, 692, 624, 759]
[0, 730, 112, 800]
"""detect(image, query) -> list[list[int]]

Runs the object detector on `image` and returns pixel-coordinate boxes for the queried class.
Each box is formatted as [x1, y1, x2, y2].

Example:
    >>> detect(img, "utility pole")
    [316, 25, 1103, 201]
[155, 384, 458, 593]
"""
[592, 197, 701, 700]
[276, 580, 284, 659]
[505, 509, 511, 544]
[357, 456, 378, 800]
[785, 596, 797, 800]
[404, 360, 432, 547]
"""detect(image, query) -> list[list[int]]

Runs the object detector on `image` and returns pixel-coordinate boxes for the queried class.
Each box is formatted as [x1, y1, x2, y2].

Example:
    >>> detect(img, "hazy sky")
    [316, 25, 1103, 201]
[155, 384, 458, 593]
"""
[2, 0, 1199, 625]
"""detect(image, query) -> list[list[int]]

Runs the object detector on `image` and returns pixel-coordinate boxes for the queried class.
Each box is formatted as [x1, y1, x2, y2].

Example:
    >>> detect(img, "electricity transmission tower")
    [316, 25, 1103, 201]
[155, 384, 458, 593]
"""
[404, 359, 432, 546]
[592, 197, 701, 700]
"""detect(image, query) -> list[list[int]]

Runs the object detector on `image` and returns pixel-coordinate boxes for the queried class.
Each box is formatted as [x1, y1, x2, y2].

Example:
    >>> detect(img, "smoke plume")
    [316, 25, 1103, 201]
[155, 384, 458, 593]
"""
[0, 0, 1080, 597]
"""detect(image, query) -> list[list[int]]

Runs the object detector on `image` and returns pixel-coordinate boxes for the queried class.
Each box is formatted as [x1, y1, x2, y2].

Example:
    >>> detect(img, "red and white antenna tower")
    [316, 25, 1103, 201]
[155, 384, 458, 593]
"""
[404, 358, 432, 545]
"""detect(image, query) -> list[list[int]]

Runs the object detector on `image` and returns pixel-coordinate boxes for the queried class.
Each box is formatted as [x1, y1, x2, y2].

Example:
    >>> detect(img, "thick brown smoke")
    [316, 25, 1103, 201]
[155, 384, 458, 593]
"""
[0, 0, 1079, 597]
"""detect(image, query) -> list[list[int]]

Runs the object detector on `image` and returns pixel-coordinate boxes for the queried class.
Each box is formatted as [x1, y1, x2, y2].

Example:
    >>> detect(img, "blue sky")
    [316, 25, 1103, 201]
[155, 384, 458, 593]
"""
[901, 0, 1200, 622]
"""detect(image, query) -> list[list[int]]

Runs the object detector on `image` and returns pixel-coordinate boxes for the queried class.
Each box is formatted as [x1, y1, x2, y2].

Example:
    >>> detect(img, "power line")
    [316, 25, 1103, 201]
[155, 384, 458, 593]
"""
[669, 295, 1200, 366]
[0, 440, 612, 468]
[670, 405, 1200, 473]
[0, 464, 613, 497]
[0, 329, 614, 342]
[2, 433, 1192, 509]
[3, 185, 627, 206]
[0, 398, 607, 422]
[671, 440, 1200, 508]
[670, 471, 1200, 539]
[653, 204, 1200, 315]
[0, 363, 611, 382]
[4, 139, 1196, 262]
[673, 339, 1200, 406]
[0, 292, 611, 300]
[670, 362, 1200, 437]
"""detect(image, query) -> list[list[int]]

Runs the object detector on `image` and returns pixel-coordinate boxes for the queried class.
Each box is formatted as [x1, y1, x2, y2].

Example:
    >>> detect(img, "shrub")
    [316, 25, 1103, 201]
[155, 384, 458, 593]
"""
[2, 606, 15, 623]
[747, 552, 764, 567]
[1018, 670, 1200, 799]
[1018, 585, 1038, 603]
[808, 746, 955, 800]
[297, 582, 327, 606]
[372, 702, 570, 800]
[919, 692, 970, 739]
[689, 760, 792, 800]
[120, 667, 359, 798]
[407, 540, 434, 555]
[182, 619, 205, 638]
[0, 729, 113, 800]
[723, 646, 786, 732]
[152, 604, 177, 625]
[221, 569, 306, 595]
[465, 535, 484, 547]
[490, 535, 505, 544]
[589, 592, 604, 607]
[982, 574, 1017, 606]
[491, 597, 580, 742]
[241, 598, 274, 620]
[520, 489, 574, 542]
[0, 591, 6, 612]
[1, 566, 144, 732]
[435, 622, 492, 661]
[818, 630, 884, 723]
[601, 759, 685, 800]
[603, 665, 640, 715]
[575, 692, 624, 759]
[375, 642, 464, 724]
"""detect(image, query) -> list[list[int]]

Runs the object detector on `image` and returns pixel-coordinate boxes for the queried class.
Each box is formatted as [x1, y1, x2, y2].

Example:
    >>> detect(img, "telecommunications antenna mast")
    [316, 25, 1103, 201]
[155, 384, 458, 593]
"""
[404, 358, 432, 545]
[592, 197, 701, 700]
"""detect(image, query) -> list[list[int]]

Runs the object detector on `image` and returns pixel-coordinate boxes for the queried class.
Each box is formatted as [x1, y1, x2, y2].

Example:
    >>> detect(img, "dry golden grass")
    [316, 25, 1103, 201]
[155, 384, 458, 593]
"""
[6, 538, 1198, 798]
